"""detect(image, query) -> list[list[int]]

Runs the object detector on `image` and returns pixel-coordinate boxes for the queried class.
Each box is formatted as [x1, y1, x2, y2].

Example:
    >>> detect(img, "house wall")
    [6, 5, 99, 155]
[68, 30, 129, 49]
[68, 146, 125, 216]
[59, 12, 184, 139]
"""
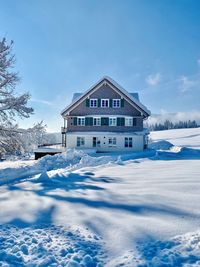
[66, 83, 143, 132]
[66, 117, 143, 132]
[69, 84, 141, 116]
[66, 133, 144, 152]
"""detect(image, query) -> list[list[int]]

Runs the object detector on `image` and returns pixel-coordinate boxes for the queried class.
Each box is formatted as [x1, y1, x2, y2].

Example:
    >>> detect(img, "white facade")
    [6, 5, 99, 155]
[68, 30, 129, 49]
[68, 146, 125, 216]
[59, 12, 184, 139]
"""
[66, 132, 147, 152]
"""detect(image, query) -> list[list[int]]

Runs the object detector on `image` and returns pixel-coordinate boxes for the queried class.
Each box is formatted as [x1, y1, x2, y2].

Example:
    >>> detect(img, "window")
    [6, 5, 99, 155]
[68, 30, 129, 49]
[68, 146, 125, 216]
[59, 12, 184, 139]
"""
[93, 117, 101, 126]
[108, 137, 117, 147]
[109, 117, 117, 126]
[77, 117, 85, 126]
[125, 117, 133, 126]
[90, 99, 97, 108]
[125, 137, 133, 148]
[77, 137, 85, 147]
[101, 99, 109, 108]
[113, 99, 121, 108]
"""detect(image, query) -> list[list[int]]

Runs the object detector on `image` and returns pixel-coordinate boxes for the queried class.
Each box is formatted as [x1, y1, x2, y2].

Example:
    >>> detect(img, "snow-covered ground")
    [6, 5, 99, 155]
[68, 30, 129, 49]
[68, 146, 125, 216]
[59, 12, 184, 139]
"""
[0, 128, 200, 266]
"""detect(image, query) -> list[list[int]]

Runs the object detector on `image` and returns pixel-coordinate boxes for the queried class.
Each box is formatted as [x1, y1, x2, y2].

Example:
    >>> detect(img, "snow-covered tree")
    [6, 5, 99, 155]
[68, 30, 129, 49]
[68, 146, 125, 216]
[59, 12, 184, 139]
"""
[0, 37, 34, 157]
[0, 38, 33, 122]
[21, 121, 47, 152]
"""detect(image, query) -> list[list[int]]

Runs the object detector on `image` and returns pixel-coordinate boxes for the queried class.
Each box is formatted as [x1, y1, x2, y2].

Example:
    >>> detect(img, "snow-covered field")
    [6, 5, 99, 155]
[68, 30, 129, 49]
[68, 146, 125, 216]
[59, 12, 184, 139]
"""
[0, 128, 200, 266]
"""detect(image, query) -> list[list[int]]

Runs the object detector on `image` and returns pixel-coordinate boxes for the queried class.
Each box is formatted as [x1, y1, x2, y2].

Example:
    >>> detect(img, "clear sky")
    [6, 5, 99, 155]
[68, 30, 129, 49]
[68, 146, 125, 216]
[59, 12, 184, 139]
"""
[0, 0, 200, 132]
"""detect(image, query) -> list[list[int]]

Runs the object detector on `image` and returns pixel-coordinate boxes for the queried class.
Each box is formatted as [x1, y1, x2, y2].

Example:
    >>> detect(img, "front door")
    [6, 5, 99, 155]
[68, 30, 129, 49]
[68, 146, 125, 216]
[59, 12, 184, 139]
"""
[93, 137, 100, 147]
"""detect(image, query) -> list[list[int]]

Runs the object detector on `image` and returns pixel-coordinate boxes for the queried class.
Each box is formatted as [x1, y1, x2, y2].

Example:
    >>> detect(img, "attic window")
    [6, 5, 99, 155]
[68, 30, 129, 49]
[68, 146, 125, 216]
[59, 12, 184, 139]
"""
[113, 99, 121, 108]
[101, 99, 109, 108]
[90, 99, 97, 108]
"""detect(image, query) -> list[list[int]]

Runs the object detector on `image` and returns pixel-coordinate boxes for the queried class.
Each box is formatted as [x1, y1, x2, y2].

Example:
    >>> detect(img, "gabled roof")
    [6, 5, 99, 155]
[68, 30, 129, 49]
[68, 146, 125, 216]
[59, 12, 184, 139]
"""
[72, 93, 82, 102]
[71, 92, 139, 103]
[61, 76, 151, 117]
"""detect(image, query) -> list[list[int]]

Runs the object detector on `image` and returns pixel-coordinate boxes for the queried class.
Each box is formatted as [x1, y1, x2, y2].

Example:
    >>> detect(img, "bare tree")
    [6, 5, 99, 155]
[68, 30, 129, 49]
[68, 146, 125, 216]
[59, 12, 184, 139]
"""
[0, 37, 33, 123]
[0, 37, 34, 157]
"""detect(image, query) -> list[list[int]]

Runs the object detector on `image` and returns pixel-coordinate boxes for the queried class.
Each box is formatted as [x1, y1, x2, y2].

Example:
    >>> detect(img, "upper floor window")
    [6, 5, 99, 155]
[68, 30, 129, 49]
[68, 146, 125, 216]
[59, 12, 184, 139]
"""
[90, 99, 97, 108]
[125, 117, 133, 126]
[101, 99, 109, 108]
[77, 117, 85, 126]
[109, 117, 117, 126]
[113, 99, 121, 108]
[108, 137, 117, 147]
[93, 117, 101, 126]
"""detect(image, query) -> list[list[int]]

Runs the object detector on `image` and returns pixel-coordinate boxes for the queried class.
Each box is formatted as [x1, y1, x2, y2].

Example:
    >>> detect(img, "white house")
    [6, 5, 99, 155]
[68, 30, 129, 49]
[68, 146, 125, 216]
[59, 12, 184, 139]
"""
[61, 76, 151, 152]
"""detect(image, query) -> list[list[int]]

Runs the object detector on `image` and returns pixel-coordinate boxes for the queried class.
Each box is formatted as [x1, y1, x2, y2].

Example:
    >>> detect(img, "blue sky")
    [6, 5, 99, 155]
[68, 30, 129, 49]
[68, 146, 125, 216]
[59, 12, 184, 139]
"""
[0, 0, 200, 131]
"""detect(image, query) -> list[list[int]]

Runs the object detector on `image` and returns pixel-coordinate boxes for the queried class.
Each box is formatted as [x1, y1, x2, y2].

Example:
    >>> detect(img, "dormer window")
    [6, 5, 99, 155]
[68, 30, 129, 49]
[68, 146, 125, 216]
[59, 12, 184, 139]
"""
[113, 99, 121, 108]
[101, 99, 109, 108]
[90, 99, 97, 108]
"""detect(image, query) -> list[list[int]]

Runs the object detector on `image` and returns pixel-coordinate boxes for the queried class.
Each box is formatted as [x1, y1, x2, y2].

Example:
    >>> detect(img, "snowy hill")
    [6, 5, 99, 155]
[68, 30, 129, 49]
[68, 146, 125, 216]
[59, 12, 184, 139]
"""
[0, 128, 200, 266]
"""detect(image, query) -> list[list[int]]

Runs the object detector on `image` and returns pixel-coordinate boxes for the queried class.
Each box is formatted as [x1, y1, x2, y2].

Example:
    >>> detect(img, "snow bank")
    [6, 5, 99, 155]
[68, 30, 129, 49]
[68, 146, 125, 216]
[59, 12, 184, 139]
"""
[1, 140, 200, 185]
[0, 149, 156, 185]
[0, 150, 86, 185]
[149, 140, 174, 150]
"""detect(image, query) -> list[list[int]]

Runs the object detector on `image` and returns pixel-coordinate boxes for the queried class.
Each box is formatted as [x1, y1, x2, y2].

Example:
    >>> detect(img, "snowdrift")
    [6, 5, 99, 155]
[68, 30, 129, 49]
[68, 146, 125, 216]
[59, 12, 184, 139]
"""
[1, 140, 200, 185]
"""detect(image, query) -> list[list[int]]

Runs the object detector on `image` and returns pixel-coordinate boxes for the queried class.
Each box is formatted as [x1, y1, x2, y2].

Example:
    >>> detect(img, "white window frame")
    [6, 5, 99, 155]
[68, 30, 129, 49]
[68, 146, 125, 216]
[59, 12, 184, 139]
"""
[124, 137, 133, 148]
[125, 117, 133, 126]
[109, 117, 117, 126]
[77, 137, 85, 147]
[101, 99, 109, 108]
[77, 117, 85, 126]
[93, 117, 101, 126]
[90, 99, 98, 108]
[113, 99, 121, 108]
[108, 137, 117, 147]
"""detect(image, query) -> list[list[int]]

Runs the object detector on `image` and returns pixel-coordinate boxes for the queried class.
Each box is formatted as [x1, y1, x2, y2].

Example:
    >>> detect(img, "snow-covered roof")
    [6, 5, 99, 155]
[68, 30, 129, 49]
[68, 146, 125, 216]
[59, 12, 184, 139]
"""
[61, 76, 151, 117]
[72, 92, 139, 103]
[130, 93, 139, 101]
[72, 93, 83, 102]
[34, 147, 64, 153]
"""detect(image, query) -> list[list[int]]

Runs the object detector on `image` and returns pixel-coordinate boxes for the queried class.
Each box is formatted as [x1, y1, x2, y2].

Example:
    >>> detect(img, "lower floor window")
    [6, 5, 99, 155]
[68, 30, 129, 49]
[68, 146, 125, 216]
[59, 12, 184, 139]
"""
[77, 137, 85, 147]
[125, 137, 133, 148]
[93, 117, 101, 126]
[108, 137, 117, 146]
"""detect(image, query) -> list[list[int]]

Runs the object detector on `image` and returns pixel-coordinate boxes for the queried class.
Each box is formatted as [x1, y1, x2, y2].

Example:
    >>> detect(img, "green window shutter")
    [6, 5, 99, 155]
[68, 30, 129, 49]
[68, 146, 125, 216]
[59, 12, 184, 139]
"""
[86, 99, 89, 107]
[117, 117, 121, 126]
[101, 117, 109, 126]
[109, 99, 112, 108]
[121, 117, 125, 126]
[89, 117, 93, 126]
[133, 118, 137, 126]
[85, 117, 89, 126]
[121, 98, 124, 107]
[73, 117, 77, 125]
[98, 99, 101, 107]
